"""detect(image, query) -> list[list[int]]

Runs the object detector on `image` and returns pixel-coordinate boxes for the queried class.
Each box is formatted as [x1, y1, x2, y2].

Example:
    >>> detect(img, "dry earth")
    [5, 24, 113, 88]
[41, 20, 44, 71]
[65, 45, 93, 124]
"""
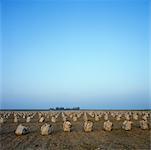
[0, 111, 150, 150]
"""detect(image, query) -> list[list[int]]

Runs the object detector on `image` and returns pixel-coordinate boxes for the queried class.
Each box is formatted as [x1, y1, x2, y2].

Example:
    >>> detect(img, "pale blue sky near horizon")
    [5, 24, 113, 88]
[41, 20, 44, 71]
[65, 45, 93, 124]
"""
[1, 0, 150, 109]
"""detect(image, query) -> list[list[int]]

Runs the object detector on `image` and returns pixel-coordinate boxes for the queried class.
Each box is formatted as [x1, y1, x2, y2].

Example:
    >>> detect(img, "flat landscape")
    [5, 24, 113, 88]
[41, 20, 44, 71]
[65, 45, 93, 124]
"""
[0, 111, 150, 150]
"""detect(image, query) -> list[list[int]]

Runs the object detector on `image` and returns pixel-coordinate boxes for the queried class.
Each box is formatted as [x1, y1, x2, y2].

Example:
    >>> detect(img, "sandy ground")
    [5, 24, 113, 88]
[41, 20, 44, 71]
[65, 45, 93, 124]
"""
[0, 111, 150, 150]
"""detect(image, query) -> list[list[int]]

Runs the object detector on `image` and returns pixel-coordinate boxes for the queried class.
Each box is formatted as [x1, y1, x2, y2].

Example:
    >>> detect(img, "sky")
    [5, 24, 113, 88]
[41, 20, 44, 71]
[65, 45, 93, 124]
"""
[0, 0, 150, 109]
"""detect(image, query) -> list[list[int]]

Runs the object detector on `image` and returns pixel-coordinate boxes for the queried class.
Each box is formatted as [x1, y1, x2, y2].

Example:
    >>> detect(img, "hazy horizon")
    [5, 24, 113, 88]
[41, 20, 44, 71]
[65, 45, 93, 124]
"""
[1, 0, 150, 109]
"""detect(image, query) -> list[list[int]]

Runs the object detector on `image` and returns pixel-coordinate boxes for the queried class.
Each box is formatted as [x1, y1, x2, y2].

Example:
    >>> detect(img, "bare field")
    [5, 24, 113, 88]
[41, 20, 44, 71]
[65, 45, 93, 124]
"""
[0, 111, 150, 150]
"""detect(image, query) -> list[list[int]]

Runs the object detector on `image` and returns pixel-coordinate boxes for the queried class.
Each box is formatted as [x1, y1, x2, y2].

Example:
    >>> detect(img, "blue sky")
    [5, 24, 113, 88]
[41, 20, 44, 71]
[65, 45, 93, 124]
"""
[1, 0, 150, 109]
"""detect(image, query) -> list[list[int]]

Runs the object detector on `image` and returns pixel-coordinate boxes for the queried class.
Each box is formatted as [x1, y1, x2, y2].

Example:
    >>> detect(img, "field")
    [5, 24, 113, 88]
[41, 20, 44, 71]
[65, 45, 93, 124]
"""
[0, 111, 150, 150]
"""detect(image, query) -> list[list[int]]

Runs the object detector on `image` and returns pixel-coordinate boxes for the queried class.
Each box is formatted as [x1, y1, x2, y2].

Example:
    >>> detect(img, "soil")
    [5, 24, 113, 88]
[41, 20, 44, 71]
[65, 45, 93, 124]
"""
[0, 111, 150, 150]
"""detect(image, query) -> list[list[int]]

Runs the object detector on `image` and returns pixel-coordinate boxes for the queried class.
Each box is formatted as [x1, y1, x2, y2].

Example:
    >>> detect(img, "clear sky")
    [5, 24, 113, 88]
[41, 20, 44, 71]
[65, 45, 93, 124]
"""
[1, 0, 150, 109]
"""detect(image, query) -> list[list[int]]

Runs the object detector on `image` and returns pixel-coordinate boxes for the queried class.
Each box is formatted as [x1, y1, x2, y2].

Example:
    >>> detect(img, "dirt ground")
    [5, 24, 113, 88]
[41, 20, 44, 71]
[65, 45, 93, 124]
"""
[0, 111, 150, 150]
